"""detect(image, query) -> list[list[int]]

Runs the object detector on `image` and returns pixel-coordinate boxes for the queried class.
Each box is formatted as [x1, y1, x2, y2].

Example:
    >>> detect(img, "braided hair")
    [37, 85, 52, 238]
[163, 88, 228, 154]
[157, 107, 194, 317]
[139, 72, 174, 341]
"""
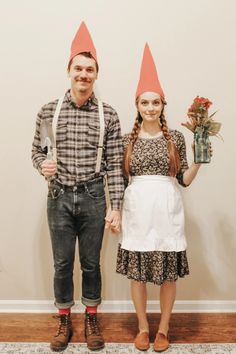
[123, 98, 180, 177]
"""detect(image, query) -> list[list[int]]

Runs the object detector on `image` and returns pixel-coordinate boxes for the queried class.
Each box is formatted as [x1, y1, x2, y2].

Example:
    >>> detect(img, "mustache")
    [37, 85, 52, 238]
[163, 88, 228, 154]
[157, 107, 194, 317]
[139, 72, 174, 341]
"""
[75, 77, 91, 83]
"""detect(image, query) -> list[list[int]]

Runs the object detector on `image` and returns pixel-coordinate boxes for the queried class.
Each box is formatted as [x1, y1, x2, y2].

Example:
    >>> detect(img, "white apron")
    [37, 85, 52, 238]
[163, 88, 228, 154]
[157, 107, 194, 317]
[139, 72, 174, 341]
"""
[120, 175, 187, 252]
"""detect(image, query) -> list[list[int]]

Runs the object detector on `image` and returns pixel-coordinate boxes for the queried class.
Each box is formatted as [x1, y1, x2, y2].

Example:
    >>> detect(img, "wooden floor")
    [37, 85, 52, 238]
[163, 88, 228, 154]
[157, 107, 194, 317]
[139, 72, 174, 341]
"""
[0, 313, 235, 343]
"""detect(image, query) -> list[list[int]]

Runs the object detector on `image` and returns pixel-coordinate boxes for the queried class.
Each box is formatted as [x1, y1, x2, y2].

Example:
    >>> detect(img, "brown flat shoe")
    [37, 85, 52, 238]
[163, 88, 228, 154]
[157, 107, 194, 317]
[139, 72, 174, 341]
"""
[153, 332, 169, 352]
[134, 331, 150, 351]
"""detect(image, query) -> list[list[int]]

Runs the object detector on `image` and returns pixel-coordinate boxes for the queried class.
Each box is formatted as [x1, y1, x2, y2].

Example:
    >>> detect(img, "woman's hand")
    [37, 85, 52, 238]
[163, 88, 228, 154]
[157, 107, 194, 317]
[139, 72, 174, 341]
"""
[183, 141, 213, 185]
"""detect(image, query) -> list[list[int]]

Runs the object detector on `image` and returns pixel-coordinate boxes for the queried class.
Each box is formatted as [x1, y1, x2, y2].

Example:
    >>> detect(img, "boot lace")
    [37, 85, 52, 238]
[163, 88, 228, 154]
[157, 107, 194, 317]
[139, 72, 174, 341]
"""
[54, 314, 70, 337]
[86, 314, 100, 336]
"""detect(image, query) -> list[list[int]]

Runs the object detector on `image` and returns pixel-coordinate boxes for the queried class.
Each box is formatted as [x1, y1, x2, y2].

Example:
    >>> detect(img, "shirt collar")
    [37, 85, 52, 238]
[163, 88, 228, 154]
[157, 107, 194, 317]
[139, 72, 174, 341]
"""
[65, 89, 98, 110]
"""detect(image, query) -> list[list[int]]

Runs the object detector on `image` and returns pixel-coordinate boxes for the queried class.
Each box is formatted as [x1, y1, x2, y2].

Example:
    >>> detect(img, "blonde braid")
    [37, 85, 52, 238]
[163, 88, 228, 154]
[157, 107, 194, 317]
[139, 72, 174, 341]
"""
[123, 113, 142, 177]
[160, 113, 181, 176]
[160, 112, 172, 141]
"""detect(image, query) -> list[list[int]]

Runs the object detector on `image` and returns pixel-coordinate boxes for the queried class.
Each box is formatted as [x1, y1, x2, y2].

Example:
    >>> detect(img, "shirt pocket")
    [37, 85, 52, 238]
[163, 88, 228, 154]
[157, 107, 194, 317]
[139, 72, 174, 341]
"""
[56, 120, 67, 145]
[87, 121, 100, 147]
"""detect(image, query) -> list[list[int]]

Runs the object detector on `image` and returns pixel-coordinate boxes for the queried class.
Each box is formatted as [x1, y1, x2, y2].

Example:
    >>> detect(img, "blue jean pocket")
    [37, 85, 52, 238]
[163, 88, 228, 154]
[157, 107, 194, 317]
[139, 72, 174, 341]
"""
[48, 184, 64, 200]
[86, 182, 105, 199]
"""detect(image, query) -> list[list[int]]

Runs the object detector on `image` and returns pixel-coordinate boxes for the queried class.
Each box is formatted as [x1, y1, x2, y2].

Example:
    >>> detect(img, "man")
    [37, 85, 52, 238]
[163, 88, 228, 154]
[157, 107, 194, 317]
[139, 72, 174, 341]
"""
[32, 22, 124, 352]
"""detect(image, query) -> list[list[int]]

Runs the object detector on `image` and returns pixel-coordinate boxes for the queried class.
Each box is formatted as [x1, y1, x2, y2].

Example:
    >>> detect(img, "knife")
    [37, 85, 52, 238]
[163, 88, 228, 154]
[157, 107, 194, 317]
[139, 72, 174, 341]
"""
[40, 120, 55, 160]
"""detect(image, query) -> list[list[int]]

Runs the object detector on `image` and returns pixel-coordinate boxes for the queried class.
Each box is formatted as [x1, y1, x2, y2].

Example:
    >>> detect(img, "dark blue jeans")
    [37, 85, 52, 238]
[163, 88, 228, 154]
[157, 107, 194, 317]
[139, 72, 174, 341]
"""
[47, 177, 106, 309]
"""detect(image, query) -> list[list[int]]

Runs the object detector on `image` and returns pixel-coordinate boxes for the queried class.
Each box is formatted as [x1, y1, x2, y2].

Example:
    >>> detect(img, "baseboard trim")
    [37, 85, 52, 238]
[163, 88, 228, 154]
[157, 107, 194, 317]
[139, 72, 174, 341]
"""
[0, 300, 236, 313]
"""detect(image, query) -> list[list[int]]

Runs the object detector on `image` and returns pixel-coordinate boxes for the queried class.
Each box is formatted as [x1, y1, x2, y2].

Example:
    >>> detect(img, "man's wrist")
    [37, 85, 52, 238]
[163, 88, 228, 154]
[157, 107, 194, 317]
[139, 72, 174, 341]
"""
[110, 201, 121, 211]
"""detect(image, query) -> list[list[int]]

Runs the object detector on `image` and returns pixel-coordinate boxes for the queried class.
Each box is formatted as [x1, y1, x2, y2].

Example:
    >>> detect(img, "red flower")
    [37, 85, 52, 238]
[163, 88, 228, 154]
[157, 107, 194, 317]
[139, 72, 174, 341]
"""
[183, 96, 221, 137]
[192, 96, 212, 110]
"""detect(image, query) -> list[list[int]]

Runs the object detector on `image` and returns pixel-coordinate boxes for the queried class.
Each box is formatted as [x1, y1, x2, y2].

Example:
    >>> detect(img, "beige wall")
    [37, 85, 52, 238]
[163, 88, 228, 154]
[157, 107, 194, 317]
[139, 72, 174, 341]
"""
[0, 0, 235, 306]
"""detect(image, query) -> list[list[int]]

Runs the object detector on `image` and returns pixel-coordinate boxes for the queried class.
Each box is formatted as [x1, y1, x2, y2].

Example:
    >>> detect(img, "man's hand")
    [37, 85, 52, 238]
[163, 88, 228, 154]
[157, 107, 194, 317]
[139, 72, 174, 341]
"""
[105, 206, 121, 234]
[41, 159, 57, 178]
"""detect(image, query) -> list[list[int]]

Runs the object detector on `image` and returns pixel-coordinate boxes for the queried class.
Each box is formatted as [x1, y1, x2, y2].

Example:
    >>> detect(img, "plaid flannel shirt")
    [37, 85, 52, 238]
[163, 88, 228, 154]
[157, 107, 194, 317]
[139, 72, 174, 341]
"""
[32, 90, 124, 210]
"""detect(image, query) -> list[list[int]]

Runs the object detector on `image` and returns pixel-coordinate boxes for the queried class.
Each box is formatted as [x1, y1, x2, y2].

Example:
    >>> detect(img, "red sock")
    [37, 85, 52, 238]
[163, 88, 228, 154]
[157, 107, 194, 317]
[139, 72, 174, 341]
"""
[59, 308, 71, 315]
[86, 306, 97, 314]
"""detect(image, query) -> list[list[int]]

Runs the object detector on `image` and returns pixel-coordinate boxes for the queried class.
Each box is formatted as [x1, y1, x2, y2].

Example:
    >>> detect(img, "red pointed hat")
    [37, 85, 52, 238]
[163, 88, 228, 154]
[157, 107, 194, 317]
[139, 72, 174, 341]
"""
[136, 43, 164, 99]
[69, 21, 97, 64]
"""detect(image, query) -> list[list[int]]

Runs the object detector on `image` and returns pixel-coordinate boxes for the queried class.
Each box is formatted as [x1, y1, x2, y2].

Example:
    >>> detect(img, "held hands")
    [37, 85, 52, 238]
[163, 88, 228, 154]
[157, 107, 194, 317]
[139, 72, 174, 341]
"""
[105, 205, 121, 234]
[41, 159, 57, 178]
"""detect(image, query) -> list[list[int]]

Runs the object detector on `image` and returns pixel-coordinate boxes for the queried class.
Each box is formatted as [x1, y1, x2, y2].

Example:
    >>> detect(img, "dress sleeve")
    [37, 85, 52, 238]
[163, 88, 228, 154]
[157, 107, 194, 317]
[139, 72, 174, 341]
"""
[174, 131, 189, 187]
[122, 134, 131, 152]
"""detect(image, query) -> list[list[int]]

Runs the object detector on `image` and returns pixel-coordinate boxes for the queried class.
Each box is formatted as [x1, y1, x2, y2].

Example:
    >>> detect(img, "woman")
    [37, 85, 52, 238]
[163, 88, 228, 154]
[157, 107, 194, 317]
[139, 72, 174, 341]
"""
[116, 44, 206, 352]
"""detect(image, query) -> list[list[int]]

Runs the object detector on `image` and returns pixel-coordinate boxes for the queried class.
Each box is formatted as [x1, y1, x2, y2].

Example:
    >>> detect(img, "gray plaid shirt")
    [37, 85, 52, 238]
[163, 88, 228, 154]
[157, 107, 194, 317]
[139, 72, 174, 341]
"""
[32, 90, 124, 210]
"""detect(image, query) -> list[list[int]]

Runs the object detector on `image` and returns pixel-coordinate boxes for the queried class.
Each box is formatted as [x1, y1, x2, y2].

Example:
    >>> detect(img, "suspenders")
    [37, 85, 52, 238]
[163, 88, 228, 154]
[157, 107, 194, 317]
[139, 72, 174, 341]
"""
[96, 100, 105, 174]
[51, 96, 105, 174]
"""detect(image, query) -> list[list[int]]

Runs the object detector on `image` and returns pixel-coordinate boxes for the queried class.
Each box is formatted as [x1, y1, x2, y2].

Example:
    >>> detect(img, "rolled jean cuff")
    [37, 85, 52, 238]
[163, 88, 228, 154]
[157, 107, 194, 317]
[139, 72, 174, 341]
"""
[55, 300, 75, 309]
[81, 296, 101, 307]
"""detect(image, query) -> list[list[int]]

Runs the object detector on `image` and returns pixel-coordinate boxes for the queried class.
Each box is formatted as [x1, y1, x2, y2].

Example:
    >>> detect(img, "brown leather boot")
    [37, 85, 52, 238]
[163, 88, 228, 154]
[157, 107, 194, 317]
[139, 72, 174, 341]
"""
[134, 331, 150, 351]
[85, 312, 105, 351]
[153, 332, 169, 352]
[50, 314, 73, 352]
